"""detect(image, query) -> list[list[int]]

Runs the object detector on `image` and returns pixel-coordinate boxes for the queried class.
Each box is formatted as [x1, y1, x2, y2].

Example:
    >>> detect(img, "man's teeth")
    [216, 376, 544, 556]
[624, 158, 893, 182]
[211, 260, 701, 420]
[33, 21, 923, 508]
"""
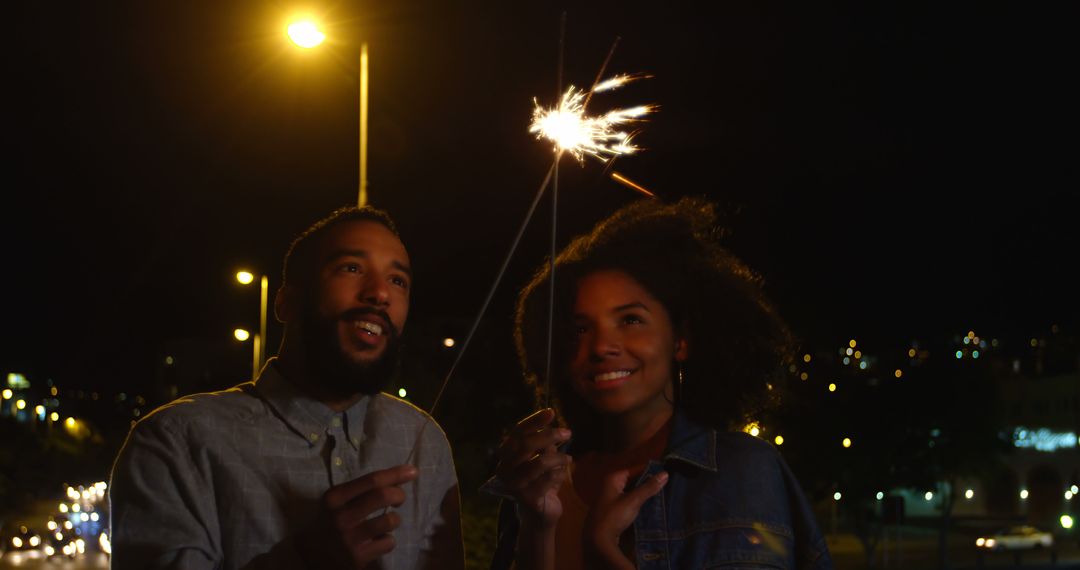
[594, 370, 632, 383]
[354, 320, 383, 336]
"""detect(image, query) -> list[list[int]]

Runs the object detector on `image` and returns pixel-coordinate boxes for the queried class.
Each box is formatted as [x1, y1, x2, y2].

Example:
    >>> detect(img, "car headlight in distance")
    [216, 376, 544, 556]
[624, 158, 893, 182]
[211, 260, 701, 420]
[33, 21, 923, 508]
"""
[976, 537, 986, 547]
[986, 539, 996, 548]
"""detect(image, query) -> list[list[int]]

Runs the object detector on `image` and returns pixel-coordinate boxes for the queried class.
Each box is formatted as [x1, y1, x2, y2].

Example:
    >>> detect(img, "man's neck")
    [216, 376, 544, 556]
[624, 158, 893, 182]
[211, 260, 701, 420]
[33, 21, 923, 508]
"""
[275, 354, 368, 413]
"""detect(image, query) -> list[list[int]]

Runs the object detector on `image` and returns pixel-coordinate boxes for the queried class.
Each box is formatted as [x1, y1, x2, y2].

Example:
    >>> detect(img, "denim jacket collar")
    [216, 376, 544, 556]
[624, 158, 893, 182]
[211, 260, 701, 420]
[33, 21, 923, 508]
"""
[662, 408, 719, 473]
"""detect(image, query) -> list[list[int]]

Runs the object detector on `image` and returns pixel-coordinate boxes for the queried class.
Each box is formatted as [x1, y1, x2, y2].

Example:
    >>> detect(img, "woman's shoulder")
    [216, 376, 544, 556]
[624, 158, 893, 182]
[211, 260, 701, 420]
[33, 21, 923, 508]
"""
[714, 430, 783, 461]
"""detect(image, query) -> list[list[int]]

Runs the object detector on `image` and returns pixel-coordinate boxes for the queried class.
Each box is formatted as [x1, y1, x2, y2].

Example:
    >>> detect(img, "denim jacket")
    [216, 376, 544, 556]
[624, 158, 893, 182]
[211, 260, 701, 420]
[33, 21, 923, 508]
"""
[484, 409, 833, 569]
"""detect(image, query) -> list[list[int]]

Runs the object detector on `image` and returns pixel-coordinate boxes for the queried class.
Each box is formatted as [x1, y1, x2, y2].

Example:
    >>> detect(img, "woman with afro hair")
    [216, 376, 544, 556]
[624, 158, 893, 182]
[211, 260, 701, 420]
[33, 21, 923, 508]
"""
[486, 197, 832, 569]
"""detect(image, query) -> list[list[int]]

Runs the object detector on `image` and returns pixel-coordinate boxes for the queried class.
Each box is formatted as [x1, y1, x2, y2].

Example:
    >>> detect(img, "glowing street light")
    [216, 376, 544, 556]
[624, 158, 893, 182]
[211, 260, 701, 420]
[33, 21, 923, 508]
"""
[285, 18, 370, 207]
[235, 270, 269, 379]
[287, 20, 326, 49]
[234, 328, 251, 342]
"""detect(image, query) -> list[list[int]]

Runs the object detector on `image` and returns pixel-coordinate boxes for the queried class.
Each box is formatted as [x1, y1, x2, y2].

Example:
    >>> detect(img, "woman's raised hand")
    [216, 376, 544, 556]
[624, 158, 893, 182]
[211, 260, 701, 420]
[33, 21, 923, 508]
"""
[494, 408, 572, 529]
[584, 469, 669, 569]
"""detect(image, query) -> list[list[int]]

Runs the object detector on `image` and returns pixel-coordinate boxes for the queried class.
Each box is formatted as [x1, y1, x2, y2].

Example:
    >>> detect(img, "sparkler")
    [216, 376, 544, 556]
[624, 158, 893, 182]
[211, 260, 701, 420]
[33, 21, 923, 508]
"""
[529, 78, 657, 163]
[396, 23, 659, 506]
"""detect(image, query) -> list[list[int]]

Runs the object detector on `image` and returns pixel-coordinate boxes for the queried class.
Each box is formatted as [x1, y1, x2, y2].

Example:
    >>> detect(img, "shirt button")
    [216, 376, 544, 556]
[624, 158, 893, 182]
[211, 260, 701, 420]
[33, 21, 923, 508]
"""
[309, 433, 319, 442]
[333, 457, 343, 467]
[331, 417, 342, 427]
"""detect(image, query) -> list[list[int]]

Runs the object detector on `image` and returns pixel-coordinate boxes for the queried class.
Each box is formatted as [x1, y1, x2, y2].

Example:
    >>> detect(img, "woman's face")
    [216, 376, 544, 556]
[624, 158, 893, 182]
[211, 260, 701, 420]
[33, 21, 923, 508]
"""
[568, 269, 688, 417]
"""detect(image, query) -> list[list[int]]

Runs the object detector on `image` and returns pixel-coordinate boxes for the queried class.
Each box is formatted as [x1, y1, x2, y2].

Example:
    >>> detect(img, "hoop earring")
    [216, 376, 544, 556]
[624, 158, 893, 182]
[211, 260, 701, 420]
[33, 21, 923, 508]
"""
[678, 362, 685, 388]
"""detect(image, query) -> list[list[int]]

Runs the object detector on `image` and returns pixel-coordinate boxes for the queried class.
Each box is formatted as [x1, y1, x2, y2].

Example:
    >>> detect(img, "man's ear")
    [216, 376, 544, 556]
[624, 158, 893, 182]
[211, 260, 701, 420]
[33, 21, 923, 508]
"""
[274, 284, 295, 324]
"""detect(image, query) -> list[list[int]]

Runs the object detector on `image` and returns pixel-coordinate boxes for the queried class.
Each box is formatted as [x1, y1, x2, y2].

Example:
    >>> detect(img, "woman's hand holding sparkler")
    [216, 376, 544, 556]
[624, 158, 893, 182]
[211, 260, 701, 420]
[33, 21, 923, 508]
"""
[495, 408, 573, 529]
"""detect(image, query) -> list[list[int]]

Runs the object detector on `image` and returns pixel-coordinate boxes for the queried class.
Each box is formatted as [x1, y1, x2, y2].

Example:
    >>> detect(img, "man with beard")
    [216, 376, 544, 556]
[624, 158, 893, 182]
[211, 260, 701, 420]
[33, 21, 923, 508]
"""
[110, 207, 464, 570]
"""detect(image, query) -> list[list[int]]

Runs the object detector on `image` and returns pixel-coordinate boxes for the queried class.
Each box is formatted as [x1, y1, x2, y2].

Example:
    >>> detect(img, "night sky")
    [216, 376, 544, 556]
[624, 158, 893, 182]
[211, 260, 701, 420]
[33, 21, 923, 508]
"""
[7, 1, 1076, 397]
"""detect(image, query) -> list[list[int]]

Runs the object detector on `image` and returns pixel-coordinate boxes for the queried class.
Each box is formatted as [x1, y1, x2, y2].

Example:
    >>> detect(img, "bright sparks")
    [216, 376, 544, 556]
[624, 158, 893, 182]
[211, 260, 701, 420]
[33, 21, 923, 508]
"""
[590, 73, 650, 94]
[530, 77, 656, 163]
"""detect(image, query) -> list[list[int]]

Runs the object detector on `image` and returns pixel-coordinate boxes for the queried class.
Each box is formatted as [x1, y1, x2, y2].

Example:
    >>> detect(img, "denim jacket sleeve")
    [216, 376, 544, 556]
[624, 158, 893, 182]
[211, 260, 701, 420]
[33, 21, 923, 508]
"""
[777, 450, 833, 569]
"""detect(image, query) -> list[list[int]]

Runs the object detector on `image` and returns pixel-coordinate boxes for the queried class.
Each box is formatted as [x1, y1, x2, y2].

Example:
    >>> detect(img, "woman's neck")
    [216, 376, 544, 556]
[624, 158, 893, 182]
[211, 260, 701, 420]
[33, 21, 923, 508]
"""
[600, 400, 674, 453]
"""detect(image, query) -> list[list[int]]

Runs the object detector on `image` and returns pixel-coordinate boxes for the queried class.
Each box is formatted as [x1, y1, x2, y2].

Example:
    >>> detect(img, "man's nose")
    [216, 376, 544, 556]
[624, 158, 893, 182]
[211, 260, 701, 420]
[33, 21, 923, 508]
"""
[361, 274, 390, 306]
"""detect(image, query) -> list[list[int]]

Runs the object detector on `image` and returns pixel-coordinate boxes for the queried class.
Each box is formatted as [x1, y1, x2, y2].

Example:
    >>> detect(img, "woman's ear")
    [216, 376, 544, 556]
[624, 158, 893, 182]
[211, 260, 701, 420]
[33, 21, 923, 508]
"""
[674, 318, 691, 362]
[675, 331, 690, 362]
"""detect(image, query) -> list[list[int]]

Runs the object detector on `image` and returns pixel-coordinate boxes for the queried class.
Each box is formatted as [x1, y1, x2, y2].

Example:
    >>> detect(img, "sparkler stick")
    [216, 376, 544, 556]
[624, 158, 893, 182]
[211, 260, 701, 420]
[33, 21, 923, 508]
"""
[545, 13, 566, 410]
[391, 159, 558, 495]
[395, 22, 658, 520]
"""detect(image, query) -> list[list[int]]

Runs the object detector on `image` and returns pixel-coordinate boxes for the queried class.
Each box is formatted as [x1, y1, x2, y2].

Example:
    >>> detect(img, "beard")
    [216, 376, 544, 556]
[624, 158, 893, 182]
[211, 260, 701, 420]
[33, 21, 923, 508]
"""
[300, 303, 403, 399]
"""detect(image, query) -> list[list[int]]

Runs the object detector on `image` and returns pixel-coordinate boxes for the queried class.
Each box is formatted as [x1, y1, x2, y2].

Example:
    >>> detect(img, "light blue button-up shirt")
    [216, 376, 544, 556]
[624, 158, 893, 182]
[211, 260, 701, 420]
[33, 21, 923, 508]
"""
[110, 360, 463, 569]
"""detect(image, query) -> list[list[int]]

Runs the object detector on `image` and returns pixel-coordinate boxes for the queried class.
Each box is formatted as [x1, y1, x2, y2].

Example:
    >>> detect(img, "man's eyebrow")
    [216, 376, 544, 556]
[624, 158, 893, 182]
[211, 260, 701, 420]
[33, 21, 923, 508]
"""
[391, 260, 413, 278]
[324, 249, 412, 277]
[324, 249, 368, 264]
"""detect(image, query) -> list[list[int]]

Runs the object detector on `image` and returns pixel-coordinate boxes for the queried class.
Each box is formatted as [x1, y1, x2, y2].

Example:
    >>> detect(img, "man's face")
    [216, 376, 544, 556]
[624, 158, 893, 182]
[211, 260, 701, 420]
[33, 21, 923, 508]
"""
[299, 220, 412, 395]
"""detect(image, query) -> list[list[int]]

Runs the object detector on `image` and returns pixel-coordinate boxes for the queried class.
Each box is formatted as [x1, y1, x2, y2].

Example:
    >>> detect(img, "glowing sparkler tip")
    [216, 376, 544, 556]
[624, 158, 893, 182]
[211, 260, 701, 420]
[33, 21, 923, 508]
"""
[530, 79, 656, 163]
[591, 73, 652, 94]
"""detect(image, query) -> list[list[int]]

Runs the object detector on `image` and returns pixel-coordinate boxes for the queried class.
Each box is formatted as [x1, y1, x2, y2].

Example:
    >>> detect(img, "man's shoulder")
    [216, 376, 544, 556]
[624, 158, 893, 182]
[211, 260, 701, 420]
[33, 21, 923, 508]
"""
[371, 392, 439, 428]
[135, 382, 262, 433]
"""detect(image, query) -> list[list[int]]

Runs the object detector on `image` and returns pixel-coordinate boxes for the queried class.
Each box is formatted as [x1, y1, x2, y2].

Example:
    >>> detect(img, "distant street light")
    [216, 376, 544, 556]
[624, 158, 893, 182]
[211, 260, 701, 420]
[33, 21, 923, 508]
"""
[234, 328, 251, 342]
[235, 270, 269, 379]
[285, 18, 370, 206]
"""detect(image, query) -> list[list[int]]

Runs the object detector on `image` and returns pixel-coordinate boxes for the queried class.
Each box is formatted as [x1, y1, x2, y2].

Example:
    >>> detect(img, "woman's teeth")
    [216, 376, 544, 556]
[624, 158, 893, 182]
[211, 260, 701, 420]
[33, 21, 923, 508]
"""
[594, 370, 632, 383]
[354, 320, 383, 336]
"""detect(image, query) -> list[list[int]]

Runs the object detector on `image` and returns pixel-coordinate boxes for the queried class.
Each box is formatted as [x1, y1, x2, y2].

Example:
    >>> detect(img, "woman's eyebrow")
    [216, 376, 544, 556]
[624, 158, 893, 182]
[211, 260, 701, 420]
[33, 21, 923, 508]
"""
[613, 302, 650, 313]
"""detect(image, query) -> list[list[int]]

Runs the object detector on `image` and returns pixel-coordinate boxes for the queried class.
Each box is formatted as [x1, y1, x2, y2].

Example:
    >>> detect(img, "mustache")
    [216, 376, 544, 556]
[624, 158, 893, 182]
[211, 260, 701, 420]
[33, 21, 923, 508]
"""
[339, 307, 400, 339]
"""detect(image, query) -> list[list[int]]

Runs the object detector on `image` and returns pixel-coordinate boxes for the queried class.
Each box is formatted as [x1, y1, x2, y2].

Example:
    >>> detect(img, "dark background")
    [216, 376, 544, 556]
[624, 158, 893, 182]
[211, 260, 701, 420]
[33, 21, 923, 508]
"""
[6, 1, 1076, 402]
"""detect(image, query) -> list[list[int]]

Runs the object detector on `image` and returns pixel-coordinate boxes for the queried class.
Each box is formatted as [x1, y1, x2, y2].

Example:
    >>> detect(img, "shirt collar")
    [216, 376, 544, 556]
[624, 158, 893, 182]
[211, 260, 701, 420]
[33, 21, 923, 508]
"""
[253, 358, 370, 448]
[662, 407, 719, 472]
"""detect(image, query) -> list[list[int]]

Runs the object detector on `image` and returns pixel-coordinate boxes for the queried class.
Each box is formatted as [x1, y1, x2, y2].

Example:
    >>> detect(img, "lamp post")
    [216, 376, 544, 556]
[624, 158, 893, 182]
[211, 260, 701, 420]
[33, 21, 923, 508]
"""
[286, 19, 369, 207]
[236, 271, 269, 378]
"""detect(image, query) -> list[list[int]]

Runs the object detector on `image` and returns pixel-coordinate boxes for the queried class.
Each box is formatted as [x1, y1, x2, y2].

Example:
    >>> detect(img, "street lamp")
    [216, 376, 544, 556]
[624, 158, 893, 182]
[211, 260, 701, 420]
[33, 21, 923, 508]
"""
[285, 17, 369, 207]
[235, 270, 269, 379]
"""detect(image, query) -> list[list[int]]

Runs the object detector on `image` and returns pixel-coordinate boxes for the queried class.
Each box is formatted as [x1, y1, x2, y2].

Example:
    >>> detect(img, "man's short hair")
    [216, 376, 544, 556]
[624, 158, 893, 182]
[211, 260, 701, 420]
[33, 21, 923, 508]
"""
[282, 206, 400, 291]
